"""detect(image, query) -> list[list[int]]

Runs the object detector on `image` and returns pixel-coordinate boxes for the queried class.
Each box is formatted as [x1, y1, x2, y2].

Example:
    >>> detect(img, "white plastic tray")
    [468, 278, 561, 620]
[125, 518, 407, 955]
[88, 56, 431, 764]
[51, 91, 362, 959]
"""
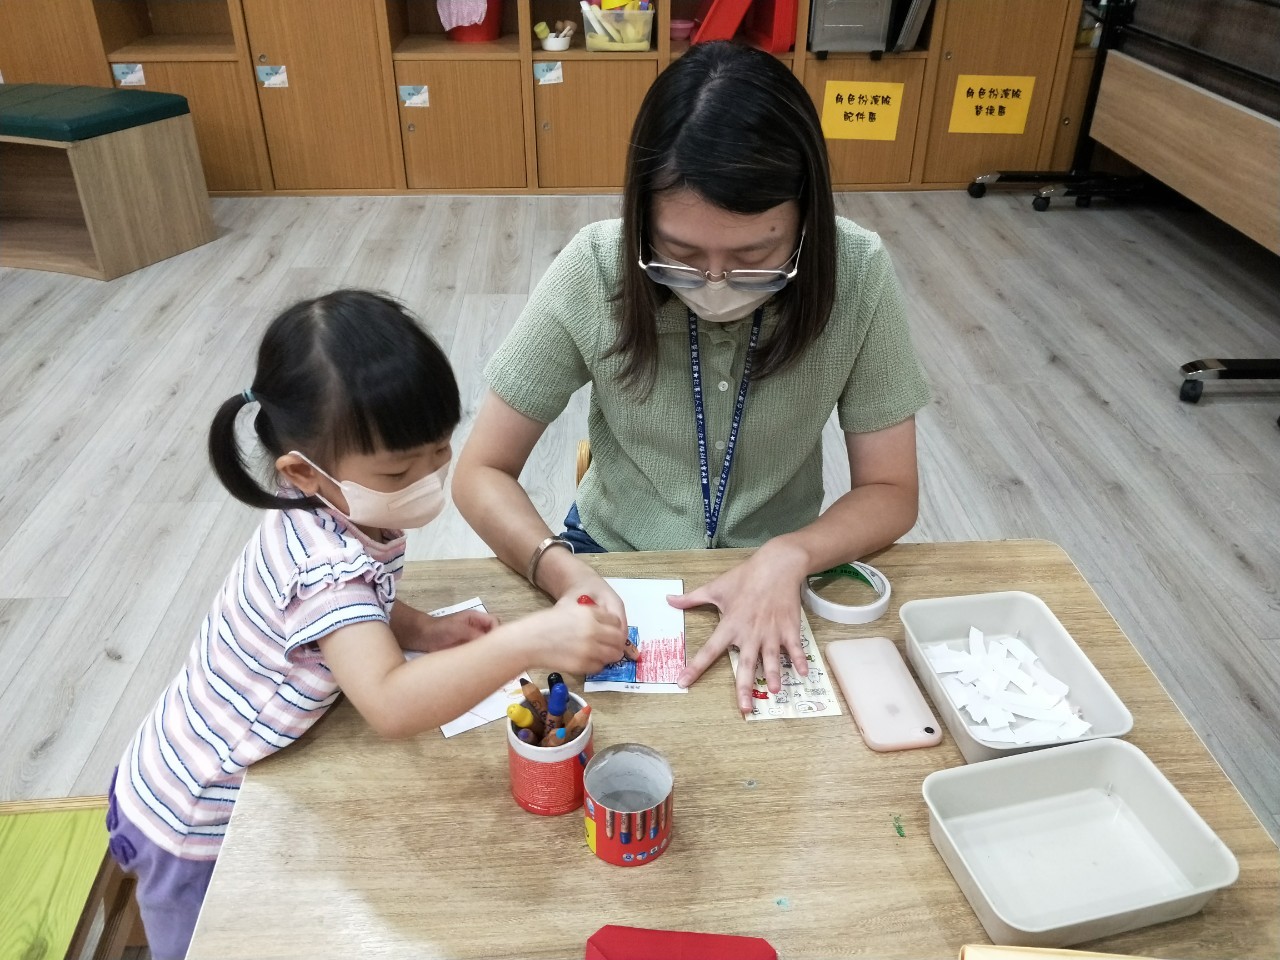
[900, 591, 1132, 762]
[922, 738, 1239, 946]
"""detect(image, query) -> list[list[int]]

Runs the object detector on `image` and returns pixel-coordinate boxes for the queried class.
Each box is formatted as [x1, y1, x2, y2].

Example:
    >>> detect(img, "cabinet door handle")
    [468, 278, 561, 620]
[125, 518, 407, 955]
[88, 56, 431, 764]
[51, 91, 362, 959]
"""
[258, 53, 268, 63]
[944, 51, 952, 60]
[542, 121, 551, 131]
[407, 123, 416, 133]
[1062, 117, 1071, 125]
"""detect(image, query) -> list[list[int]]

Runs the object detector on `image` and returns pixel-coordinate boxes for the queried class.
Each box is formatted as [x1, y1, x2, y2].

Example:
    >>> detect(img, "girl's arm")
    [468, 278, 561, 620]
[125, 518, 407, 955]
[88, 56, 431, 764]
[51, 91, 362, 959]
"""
[389, 601, 498, 654]
[672, 417, 919, 715]
[452, 390, 628, 624]
[317, 597, 628, 739]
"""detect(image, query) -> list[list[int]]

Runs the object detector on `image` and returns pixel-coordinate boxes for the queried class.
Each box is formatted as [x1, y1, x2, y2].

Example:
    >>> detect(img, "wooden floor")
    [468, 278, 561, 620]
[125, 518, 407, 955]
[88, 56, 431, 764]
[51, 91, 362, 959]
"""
[1, 191, 1277, 850]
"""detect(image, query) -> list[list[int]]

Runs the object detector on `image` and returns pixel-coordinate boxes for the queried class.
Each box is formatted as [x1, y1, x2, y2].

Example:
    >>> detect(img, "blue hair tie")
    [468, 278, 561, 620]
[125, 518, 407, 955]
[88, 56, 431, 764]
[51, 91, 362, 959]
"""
[242, 388, 256, 404]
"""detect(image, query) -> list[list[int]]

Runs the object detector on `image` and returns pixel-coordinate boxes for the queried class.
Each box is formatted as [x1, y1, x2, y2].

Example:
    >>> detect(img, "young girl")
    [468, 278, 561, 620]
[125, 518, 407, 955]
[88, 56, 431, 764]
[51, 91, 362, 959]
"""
[106, 290, 629, 959]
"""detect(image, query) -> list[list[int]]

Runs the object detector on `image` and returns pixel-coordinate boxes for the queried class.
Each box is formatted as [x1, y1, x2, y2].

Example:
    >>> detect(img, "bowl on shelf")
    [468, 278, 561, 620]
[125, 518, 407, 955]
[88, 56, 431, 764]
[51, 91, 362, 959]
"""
[541, 34, 572, 50]
[670, 18, 695, 40]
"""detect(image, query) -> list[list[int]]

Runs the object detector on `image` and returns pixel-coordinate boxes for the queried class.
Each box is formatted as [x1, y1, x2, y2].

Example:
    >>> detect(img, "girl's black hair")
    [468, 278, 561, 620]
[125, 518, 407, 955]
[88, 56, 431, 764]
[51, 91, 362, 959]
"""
[612, 40, 837, 392]
[208, 290, 460, 511]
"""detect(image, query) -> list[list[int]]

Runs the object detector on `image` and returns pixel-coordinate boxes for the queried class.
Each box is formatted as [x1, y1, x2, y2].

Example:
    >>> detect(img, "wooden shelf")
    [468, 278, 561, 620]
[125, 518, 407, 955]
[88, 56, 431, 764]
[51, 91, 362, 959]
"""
[107, 33, 240, 62]
[672, 40, 797, 61]
[0, 217, 102, 280]
[532, 47, 659, 61]
[395, 33, 523, 60]
[804, 48, 928, 60]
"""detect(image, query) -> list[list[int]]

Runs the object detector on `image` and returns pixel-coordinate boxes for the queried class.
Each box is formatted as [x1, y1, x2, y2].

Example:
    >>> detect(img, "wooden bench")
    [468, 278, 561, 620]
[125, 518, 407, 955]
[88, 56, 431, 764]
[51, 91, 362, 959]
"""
[0, 83, 217, 280]
[0, 796, 143, 960]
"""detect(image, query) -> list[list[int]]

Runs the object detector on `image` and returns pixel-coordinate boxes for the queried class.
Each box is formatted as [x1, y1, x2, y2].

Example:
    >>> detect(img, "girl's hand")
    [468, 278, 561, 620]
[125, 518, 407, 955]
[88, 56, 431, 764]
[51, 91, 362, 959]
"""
[670, 542, 810, 716]
[554, 565, 628, 630]
[534, 595, 632, 675]
[418, 609, 499, 652]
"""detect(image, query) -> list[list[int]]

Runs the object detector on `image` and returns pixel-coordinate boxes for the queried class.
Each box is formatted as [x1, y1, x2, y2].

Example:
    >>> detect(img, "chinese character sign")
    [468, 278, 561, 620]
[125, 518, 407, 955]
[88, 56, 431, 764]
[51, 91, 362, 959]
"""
[820, 81, 905, 141]
[948, 75, 1035, 134]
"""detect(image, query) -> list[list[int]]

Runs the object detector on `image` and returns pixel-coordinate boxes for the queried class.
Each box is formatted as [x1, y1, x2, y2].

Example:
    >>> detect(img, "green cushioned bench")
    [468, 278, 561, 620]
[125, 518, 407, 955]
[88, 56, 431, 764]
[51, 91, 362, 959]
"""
[0, 83, 216, 280]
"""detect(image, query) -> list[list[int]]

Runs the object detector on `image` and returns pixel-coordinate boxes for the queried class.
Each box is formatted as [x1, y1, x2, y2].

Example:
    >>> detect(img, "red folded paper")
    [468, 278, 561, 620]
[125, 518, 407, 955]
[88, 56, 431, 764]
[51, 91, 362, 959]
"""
[586, 924, 777, 960]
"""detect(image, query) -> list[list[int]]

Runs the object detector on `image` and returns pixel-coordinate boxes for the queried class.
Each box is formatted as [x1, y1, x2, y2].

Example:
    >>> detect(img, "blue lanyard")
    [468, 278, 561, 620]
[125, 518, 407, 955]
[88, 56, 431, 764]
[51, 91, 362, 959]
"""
[688, 308, 763, 548]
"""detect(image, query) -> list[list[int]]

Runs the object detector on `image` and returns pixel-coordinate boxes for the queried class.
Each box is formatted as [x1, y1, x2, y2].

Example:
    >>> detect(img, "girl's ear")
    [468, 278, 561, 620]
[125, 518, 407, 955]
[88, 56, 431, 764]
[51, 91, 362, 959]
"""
[275, 453, 322, 496]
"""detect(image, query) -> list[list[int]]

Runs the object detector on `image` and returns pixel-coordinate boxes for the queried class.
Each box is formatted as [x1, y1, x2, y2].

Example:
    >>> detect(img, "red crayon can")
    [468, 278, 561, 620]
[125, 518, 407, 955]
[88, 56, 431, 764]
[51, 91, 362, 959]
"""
[507, 691, 592, 816]
[583, 743, 674, 867]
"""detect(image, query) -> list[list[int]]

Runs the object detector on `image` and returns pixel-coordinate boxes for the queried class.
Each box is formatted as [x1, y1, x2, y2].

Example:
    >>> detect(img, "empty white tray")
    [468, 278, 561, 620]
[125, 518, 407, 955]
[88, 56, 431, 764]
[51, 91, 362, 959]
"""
[901, 591, 1133, 762]
[922, 738, 1239, 946]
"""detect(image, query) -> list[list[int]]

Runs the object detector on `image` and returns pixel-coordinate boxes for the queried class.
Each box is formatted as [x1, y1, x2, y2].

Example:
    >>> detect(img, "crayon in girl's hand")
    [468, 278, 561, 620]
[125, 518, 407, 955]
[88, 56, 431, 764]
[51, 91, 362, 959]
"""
[577, 595, 595, 605]
[545, 682, 568, 729]
[519, 678, 548, 719]
[508, 703, 545, 739]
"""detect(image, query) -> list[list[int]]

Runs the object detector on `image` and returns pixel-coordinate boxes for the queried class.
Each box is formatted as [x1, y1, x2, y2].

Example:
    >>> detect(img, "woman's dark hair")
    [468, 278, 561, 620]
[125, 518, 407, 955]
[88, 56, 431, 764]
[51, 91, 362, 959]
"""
[208, 290, 460, 511]
[613, 41, 837, 391]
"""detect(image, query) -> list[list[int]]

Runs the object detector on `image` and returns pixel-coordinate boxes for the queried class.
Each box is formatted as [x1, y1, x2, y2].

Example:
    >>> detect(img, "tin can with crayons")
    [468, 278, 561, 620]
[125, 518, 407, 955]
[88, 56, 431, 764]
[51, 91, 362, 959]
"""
[507, 691, 592, 815]
[582, 743, 674, 866]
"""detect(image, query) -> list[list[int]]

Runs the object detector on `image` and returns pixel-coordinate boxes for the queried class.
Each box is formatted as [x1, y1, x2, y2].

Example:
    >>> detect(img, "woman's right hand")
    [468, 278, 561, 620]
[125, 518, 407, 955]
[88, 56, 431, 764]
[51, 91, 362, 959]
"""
[534, 594, 631, 675]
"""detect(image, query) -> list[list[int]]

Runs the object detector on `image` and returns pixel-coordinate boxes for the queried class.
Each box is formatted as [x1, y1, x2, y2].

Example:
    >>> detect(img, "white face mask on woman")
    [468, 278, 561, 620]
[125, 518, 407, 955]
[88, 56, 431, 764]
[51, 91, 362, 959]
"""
[672, 281, 775, 324]
[293, 453, 448, 530]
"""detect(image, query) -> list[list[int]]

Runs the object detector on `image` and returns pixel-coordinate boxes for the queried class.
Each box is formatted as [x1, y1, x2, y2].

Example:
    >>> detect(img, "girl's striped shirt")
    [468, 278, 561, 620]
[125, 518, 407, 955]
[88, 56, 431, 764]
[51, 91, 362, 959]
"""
[114, 502, 404, 860]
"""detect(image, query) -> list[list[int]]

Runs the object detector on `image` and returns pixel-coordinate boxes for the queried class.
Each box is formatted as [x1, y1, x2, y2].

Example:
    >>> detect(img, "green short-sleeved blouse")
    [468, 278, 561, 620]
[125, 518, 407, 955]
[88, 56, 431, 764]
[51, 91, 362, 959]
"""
[485, 216, 930, 550]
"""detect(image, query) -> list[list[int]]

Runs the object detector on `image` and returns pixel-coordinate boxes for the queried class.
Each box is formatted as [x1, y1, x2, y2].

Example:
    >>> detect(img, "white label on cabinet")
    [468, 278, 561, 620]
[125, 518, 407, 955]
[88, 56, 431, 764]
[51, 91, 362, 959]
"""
[255, 65, 288, 88]
[112, 63, 145, 86]
[533, 62, 564, 85]
[399, 85, 430, 107]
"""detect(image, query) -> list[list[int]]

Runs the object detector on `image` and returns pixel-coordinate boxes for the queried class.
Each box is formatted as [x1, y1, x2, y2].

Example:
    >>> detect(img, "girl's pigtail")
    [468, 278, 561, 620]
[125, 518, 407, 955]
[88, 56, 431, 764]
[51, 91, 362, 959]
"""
[208, 393, 321, 511]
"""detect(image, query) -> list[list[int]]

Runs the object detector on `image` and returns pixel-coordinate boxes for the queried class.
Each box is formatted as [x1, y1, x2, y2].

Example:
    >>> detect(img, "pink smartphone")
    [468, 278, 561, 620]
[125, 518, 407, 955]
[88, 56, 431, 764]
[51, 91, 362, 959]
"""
[826, 637, 942, 752]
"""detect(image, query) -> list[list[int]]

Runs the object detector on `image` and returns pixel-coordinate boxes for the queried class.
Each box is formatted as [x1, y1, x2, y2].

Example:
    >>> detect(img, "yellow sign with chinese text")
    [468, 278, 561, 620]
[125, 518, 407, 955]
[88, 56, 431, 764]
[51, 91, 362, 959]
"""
[948, 75, 1035, 134]
[820, 81, 905, 141]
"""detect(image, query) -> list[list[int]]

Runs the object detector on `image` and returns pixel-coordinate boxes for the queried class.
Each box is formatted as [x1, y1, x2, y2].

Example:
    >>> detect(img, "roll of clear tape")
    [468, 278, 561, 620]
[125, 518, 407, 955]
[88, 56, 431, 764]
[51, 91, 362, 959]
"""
[802, 562, 891, 624]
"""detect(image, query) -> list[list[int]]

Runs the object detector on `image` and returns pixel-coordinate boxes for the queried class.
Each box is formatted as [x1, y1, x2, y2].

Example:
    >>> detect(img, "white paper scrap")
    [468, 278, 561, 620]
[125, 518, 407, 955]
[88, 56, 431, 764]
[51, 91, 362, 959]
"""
[924, 627, 1088, 746]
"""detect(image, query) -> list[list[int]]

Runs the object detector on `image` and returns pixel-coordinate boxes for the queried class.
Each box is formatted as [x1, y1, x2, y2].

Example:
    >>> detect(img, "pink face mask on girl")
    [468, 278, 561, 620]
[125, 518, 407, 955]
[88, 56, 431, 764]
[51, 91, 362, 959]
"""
[292, 453, 448, 530]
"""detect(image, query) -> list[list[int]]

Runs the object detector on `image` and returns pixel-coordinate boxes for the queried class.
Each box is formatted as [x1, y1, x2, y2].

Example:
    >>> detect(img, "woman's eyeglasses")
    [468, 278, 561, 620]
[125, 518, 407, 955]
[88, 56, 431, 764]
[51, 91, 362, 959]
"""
[637, 231, 805, 293]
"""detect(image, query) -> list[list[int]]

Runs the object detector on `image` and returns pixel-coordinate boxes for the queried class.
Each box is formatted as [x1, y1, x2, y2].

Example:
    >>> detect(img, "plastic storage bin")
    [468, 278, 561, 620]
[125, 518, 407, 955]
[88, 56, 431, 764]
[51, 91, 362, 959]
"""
[583, 7, 654, 51]
[809, 0, 891, 53]
[901, 591, 1132, 763]
[922, 738, 1240, 946]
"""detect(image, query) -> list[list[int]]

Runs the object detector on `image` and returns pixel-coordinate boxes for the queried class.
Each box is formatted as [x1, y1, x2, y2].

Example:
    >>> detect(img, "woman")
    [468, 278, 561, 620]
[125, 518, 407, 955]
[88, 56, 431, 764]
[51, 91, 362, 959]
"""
[453, 41, 929, 715]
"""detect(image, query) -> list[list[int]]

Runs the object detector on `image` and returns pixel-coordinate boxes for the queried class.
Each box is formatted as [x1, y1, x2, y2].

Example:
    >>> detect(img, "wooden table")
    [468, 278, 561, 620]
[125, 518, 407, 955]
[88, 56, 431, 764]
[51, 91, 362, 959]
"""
[187, 542, 1280, 959]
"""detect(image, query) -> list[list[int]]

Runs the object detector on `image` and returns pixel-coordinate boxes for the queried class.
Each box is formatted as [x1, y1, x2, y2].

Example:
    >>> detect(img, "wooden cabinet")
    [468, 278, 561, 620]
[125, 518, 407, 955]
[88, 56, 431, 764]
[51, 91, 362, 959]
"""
[1050, 49, 1095, 171]
[111, 61, 271, 191]
[534, 59, 655, 189]
[803, 56, 927, 186]
[2, 0, 1093, 193]
[396, 61, 527, 189]
[240, 0, 401, 189]
[922, 0, 1075, 183]
[0, 0, 111, 86]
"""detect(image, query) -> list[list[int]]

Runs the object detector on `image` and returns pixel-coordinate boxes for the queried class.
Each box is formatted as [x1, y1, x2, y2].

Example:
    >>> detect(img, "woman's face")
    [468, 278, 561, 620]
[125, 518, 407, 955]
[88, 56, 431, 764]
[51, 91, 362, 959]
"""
[648, 188, 801, 278]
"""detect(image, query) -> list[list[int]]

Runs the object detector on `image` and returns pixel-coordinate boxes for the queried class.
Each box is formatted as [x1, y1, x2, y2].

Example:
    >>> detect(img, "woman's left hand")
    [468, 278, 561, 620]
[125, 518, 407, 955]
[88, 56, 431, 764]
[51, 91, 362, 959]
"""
[670, 541, 810, 715]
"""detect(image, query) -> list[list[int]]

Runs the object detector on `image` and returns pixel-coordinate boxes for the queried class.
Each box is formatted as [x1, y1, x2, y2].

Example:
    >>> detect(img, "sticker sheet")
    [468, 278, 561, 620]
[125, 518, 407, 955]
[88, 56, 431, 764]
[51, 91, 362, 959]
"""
[730, 610, 843, 720]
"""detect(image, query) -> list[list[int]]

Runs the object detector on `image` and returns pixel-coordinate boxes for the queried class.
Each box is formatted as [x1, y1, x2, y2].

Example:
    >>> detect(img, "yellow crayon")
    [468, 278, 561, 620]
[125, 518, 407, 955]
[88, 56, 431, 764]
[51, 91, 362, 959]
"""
[508, 703, 545, 739]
